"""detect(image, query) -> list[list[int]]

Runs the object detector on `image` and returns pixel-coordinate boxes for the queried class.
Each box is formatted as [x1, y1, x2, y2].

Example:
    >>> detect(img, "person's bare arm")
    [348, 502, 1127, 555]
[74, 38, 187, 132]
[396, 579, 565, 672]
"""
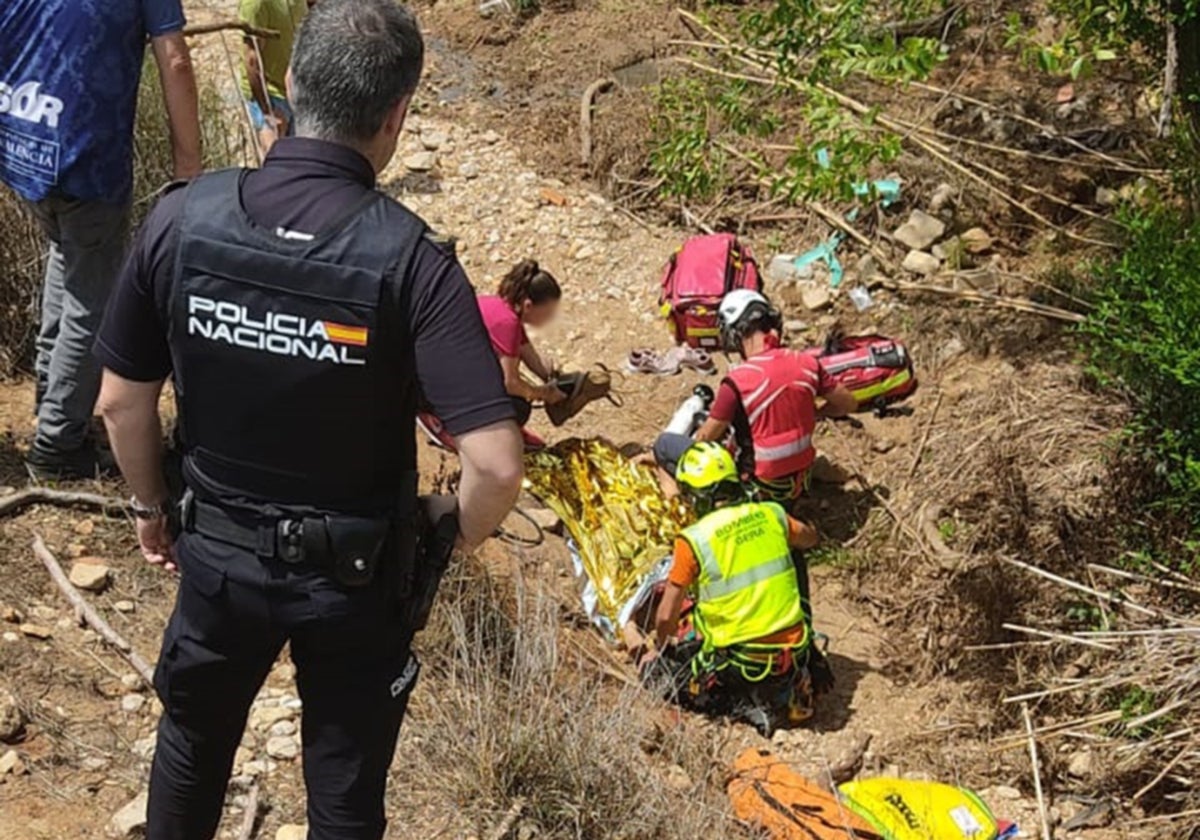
[654, 582, 687, 649]
[243, 38, 273, 117]
[499, 354, 563, 404]
[151, 32, 202, 180]
[694, 416, 731, 442]
[787, 516, 819, 551]
[817, 385, 857, 420]
[519, 342, 554, 383]
[454, 419, 524, 548]
[96, 371, 175, 569]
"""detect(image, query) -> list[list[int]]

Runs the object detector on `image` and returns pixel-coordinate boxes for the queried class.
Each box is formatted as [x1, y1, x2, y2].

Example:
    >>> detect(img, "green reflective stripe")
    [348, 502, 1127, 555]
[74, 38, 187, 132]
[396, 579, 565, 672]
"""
[699, 554, 793, 601]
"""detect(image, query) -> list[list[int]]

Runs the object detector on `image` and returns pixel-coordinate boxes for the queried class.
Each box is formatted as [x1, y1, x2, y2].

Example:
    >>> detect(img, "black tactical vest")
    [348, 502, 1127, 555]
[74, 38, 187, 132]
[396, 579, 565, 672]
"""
[167, 169, 425, 514]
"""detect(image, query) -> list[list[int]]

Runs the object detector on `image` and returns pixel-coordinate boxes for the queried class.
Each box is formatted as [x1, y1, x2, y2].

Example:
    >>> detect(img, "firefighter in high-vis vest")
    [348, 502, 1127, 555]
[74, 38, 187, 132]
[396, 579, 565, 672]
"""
[641, 442, 831, 735]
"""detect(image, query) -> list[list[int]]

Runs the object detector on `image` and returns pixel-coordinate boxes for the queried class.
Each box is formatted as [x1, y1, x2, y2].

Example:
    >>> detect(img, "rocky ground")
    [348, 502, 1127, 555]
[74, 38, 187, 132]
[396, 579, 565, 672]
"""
[0, 1, 1156, 838]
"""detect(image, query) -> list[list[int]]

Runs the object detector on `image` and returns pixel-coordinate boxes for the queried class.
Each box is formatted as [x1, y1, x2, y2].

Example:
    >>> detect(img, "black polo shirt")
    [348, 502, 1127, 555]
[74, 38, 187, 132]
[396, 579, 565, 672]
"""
[95, 137, 515, 438]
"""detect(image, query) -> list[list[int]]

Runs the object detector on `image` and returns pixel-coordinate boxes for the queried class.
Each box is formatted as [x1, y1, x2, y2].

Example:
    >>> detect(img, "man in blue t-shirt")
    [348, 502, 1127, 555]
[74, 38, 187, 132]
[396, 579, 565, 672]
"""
[1, 0, 201, 478]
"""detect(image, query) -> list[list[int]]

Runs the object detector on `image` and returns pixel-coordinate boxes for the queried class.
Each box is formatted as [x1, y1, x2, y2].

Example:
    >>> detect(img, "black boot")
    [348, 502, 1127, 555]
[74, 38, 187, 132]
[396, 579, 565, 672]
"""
[26, 439, 118, 481]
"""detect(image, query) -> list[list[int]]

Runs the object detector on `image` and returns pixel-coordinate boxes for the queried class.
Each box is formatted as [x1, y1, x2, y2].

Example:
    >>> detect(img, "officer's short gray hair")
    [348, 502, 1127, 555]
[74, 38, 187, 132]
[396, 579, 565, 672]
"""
[291, 0, 425, 143]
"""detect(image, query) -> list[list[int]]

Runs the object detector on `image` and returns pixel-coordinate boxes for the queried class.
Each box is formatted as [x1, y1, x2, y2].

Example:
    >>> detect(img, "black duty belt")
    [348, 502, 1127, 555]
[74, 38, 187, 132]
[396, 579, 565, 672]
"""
[183, 494, 327, 563]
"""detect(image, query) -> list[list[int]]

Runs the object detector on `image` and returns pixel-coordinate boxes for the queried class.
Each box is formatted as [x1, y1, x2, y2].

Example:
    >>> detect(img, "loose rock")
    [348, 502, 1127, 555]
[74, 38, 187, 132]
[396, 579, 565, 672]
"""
[420, 130, 449, 151]
[526, 507, 561, 533]
[1, 607, 23, 624]
[0, 749, 21, 775]
[277, 826, 308, 840]
[937, 337, 967, 366]
[233, 746, 255, 771]
[1, 633, 16, 644]
[458, 162, 480, 180]
[901, 250, 941, 276]
[800, 285, 833, 312]
[269, 720, 298, 737]
[0, 689, 24, 742]
[960, 227, 993, 255]
[893, 210, 946, 251]
[767, 254, 799, 284]
[1095, 186, 1119, 207]
[120, 673, 143, 691]
[783, 319, 808, 334]
[929, 182, 956, 214]
[403, 152, 437, 172]
[266, 735, 300, 761]
[18, 623, 51, 640]
[108, 790, 149, 838]
[662, 763, 692, 792]
[1067, 750, 1095, 778]
[250, 705, 295, 731]
[121, 694, 146, 714]
[113, 600, 136, 614]
[82, 756, 110, 772]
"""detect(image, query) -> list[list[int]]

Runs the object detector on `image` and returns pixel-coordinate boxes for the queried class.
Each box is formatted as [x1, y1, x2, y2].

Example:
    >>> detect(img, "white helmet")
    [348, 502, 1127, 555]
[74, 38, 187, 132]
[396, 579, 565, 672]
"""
[718, 289, 781, 352]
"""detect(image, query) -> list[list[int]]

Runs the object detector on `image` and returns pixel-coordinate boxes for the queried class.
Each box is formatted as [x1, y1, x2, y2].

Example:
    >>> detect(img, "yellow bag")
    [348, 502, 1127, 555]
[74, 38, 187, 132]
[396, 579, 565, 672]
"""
[838, 778, 999, 840]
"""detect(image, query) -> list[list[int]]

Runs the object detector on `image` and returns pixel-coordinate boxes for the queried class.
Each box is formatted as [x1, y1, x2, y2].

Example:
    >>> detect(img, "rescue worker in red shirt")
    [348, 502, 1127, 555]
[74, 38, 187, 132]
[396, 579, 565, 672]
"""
[653, 289, 857, 505]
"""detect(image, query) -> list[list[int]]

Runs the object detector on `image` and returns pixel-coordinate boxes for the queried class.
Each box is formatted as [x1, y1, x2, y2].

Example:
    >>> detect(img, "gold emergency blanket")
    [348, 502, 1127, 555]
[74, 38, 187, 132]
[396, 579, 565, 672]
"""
[524, 439, 693, 623]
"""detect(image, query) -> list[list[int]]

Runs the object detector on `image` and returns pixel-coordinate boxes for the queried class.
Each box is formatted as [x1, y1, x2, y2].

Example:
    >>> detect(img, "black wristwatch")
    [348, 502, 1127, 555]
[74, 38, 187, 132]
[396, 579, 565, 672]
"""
[129, 496, 170, 520]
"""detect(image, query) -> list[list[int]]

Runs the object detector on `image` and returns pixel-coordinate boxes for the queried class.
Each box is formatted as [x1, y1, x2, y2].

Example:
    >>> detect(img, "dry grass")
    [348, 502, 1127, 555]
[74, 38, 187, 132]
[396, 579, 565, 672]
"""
[394, 559, 740, 839]
[0, 58, 243, 375]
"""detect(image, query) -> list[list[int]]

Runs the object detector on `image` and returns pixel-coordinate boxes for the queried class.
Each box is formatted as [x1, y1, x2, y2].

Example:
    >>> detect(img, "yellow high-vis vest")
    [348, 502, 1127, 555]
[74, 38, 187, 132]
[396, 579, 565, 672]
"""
[680, 501, 805, 651]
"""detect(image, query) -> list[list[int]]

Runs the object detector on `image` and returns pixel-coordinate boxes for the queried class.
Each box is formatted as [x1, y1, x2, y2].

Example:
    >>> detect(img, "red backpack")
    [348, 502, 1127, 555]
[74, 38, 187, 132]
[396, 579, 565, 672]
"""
[659, 234, 761, 349]
[806, 335, 918, 412]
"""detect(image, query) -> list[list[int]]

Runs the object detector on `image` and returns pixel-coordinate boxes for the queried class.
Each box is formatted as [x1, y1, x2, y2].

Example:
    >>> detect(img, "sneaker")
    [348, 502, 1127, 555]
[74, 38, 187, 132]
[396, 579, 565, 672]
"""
[25, 439, 118, 481]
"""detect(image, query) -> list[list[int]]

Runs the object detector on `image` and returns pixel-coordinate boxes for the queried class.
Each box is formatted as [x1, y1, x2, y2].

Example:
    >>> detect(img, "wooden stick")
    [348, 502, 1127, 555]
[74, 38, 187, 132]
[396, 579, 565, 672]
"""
[579, 78, 615, 166]
[236, 782, 260, 840]
[884, 280, 1086, 323]
[33, 535, 155, 685]
[1133, 745, 1188, 802]
[906, 391, 943, 481]
[183, 21, 280, 39]
[485, 797, 527, 840]
[1002, 556, 1196, 624]
[1002, 623, 1117, 652]
[1022, 703, 1053, 840]
[1087, 562, 1200, 595]
[0, 487, 126, 518]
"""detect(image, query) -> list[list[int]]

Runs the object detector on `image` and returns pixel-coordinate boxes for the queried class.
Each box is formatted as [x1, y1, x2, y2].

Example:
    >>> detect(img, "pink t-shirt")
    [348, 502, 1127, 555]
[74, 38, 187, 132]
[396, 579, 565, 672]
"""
[477, 295, 528, 358]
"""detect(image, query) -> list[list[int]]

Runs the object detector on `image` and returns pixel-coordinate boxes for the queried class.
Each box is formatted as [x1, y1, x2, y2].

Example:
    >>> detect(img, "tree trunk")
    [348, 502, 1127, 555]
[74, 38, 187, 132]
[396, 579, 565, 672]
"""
[1173, 0, 1200, 141]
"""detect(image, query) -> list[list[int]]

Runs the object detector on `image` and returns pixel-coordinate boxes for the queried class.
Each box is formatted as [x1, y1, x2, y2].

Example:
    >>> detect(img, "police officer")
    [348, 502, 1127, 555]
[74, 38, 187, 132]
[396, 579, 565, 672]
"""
[93, 2, 524, 837]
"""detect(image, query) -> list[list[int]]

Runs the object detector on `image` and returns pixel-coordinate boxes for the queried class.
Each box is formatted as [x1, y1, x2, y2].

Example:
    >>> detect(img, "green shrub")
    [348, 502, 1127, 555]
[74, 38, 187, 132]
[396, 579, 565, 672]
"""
[1081, 205, 1200, 533]
[0, 59, 240, 375]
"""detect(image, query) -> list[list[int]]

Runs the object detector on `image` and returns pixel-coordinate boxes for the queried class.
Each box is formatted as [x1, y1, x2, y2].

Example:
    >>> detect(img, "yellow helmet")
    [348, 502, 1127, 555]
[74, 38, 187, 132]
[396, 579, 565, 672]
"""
[676, 441, 738, 493]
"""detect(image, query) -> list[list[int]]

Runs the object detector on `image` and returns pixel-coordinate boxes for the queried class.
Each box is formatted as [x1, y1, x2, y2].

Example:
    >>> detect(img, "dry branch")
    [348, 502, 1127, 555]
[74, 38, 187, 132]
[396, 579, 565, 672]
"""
[33, 535, 156, 685]
[883, 280, 1086, 324]
[236, 782, 261, 840]
[485, 797, 527, 840]
[0, 487, 126, 518]
[580, 78, 615, 166]
[1022, 704, 1053, 840]
[183, 21, 279, 39]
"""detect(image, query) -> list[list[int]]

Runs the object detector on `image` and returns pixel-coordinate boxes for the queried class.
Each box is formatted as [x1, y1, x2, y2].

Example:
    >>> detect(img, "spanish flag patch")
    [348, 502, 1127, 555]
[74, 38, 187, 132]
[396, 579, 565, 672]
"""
[323, 321, 369, 347]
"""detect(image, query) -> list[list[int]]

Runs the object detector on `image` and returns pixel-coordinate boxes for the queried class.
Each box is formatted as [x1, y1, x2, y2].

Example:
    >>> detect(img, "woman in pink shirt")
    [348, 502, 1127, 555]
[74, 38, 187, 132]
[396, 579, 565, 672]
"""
[477, 259, 566, 426]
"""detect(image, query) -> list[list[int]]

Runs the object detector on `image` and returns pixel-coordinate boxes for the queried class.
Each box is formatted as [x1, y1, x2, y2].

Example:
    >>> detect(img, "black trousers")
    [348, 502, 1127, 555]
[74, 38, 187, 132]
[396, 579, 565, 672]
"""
[147, 531, 417, 840]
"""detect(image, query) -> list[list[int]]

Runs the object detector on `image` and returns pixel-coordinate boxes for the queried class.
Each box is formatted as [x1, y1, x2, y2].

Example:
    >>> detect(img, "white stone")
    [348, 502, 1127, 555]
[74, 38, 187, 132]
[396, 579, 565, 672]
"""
[0, 749, 20, 775]
[82, 756, 110, 771]
[113, 600, 135, 614]
[120, 694, 146, 714]
[893, 210, 946, 251]
[269, 720, 297, 737]
[243, 759, 268, 777]
[276, 826, 308, 840]
[403, 152, 437, 172]
[766, 254, 799, 284]
[480, 130, 500, 144]
[420, 130, 449, 151]
[1096, 186, 1119, 207]
[121, 673, 142, 691]
[250, 705, 295, 731]
[133, 735, 157, 760]
[19, 623, 52, 640]
[266, 736, 300, 761]
[1, 633, 16, 643]
[459, 162, 480, 179]
[901, 250, 941, 276]
[108, 791, 149, 838]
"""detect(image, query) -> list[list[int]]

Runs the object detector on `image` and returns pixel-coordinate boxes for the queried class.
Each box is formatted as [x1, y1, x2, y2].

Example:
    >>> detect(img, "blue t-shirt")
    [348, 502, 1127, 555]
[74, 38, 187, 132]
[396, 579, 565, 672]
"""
[0, 0, 186, 205]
